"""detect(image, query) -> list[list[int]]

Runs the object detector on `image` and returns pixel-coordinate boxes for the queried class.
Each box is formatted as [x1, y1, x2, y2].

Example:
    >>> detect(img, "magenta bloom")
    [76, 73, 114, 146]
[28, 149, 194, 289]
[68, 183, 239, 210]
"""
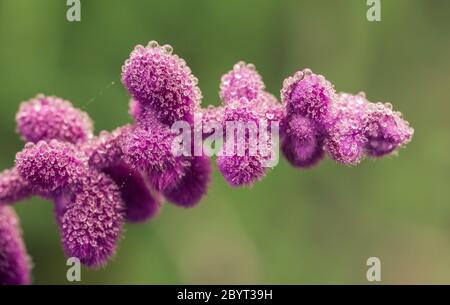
[16, 95, 93, 144]
[364, 101, 414, 157]
[0, 206, 32, 285]
[325, 93, 370, 164]
[15, 140, 86, 193]
[102, 163, 161, 222]
[122, 123, 187, 191]
[121, 41, 202, 125]
[325, 92, 414, 164]
[220, 61, 265, 103]
[217, 101, 268, 187]
[281, 69, 336, 127]
[55, 172, 124, 267]
[281, 115, 325, 168]
[214, 62, 284, 187]
[0, 40, 415, 284]
[163, 155, 211, 207]
[121, 41, 211, 205]
[0, 168, 32, 205]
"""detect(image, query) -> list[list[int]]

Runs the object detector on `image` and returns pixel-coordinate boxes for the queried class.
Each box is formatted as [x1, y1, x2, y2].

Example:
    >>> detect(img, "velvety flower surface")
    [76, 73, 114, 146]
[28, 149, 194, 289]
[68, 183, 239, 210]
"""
[162, 155, 211, 207]
[220, 61, 265, 103]
[121, 41, 202, 125]
[217, 101, 269, 187]
[325, 92, 414, 164]
[281, 69, 335, 127]
[280, 115, 325, 168]
[0, 168, 32, 205]
[122, 123, 187, 191]
[15, 140, 87, 193]
[364, 101, 413, 157]
[325, 93, 369, 164]
[0, 40, 415, 284]
[0, 206, 32, 285]
[214, 62, 284, 187]
[16, 95, 93, 144]
[55, 172, 124, 267]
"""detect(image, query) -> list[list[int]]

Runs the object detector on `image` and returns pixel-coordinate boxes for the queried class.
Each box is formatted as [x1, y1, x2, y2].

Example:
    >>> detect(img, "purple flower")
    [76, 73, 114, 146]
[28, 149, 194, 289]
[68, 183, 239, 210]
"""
[213, 62, 284, 187]
[162, 155, 211, 207]
[16, 95, 93, 144]
[0, 40, 415, 284]
[280, 115, 324, 168]
[281, 69, 336, 128]
[216, 100, 269, 187]
[325, 92, 414, 164]
[364, 101, 414, 157]
[220, 61, 265, 103]
[0, 206, 32, 285]
[121, 123, 187, 191]
[85, 126, 162, 222]
[102, 163, 161, 223]
[55, 172, 124, 267]
[325, 93, 369, 165]
[15, 138, 125, 267]
[0, 168, 33, 205]
[121, 41, 202, 125]
[15, 140, 87, 193]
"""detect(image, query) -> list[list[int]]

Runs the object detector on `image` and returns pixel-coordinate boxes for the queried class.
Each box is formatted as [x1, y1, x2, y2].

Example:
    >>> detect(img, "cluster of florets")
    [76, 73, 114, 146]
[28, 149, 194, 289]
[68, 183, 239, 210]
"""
[280, 71, 413, 166]
[0, 41, 413, 284]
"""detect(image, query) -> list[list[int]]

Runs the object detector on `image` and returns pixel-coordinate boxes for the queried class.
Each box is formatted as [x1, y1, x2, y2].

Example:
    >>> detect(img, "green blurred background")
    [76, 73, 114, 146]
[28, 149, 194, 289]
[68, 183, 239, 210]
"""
[0, 0, 449, 284]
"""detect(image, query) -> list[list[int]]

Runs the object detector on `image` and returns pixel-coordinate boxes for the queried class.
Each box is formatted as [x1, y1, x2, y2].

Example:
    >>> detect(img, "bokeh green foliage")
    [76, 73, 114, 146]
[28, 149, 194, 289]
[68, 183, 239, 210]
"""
[0, 0, 449, 284]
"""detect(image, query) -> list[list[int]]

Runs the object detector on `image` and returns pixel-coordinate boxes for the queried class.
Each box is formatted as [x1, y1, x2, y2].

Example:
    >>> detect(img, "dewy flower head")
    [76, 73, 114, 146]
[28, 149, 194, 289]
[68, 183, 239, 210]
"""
[213, 62, 284, 187]
[14, 138, 125, 268]
[2, 95, 127, 270]
[281, 69, 336, 127]
[325, 92, 414, 164]
[55, 171, 124, 267]
[121, 41, 202, 125]
[325, 92, 369, 165]
[0, 168, 32, 205]
[122, 122, 187, 191]
[364, 101, 414, 157]
[280, 115, 325, 168]
[220, 61, 265, 103]
[0, 206, 32, 285]
[0, 40, 415, 284]
[16, 95, 93, 144]
[15, 140, 87, 193]
[121, 41, 211, 206]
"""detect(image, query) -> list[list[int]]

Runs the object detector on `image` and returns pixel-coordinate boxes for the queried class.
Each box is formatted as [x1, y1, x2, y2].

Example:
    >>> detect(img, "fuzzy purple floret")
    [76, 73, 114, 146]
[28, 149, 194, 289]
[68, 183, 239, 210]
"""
[15, 140, 86, 193]
[364, 102, 414, 157]
[0, 206, 32, 285]
[163, 155, 211, 207]
[220, 61, 265, 103]
[281, 70, 335, 127]
[216, 102, 269, 187]
[325, 93, 369, 164]
[103, 163, 160, 222]
[55, 172, 124, 267]
[122, 123, 187, 191]
[280, 115, 325, 168]
[16, 95, 93, 144]
[86, 126, 131, 171]
[325, 93, 414, 164]
[121, 41, 202, 125]
[0, 168, 32, 205]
